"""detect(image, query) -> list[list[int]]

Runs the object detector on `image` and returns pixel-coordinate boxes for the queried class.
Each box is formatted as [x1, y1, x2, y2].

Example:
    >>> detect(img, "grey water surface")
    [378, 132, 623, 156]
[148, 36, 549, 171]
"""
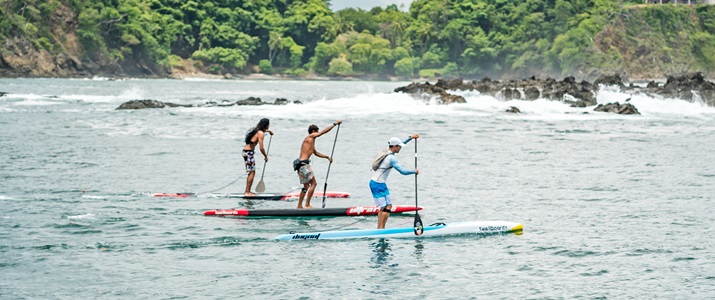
[1, 78, 714, 299]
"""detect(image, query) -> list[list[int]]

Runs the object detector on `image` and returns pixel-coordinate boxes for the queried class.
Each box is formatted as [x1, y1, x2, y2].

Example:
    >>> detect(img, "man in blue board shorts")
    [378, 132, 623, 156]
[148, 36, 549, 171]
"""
[370, 134, 419, 229]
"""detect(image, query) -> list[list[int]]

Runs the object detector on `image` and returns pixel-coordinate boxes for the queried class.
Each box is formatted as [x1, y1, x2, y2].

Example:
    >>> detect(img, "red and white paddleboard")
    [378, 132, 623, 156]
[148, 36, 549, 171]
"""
[204, 205, 422, 217]
[153, 193, 193, 198]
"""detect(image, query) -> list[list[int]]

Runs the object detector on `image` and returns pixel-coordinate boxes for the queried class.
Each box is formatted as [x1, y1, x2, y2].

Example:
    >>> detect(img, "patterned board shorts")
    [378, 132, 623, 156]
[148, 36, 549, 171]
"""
[297, 164, 314, 184]
[243, 150, 255, 172]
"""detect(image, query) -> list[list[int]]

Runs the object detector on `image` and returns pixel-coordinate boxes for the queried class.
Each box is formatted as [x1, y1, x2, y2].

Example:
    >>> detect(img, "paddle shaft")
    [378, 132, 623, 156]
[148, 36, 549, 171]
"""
[260, 134, 272, 178]
[322, 124, 340, 208]
[255, 133, 272, 191]
[414, 138, 418, 206]
[414, 138, 423, 235]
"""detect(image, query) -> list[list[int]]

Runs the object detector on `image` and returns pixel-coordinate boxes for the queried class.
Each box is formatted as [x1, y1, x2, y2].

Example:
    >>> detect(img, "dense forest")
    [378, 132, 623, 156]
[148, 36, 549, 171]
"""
[1, 0, 714, 79]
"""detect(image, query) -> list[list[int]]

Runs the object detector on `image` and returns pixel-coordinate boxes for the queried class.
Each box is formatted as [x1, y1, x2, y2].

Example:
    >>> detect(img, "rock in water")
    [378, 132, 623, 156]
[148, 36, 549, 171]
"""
[593, 102, 640, 115]
[116, 99, 192, 109]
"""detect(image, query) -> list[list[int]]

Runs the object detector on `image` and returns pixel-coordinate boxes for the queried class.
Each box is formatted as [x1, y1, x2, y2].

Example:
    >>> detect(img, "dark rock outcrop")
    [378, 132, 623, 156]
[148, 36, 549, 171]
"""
[0, 91, 6, 97]
[524, 86, 540, 100]
[274, 98, 290, 105]
[505, 106, 521, 113]
[117, 97, 301, 109]
[236, 97, 264, 105]
[395, 76, 596, 107]
[594, 74, 626, 89]
[540, 77, 597, 107]
[657, 72, 715, 105]
[608, 72, 715, 106]
[116, 99, 192, 110]
[594, 102, 640, 114]
[394, 80, 466, 104]
[394, 72, 715, 108]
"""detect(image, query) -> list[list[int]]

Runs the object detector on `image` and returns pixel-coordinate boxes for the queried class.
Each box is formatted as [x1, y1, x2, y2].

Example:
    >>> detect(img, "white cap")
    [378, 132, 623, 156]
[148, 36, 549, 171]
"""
[388, 137, 405, 147]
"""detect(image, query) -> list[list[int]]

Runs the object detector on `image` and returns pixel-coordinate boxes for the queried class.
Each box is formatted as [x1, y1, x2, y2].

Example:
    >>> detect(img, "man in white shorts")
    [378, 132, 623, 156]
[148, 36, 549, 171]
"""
[370, 134, 419, 228]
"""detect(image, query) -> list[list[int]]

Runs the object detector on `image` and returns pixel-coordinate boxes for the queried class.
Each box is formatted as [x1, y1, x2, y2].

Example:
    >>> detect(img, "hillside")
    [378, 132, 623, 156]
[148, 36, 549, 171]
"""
[1, 0, 713, 80]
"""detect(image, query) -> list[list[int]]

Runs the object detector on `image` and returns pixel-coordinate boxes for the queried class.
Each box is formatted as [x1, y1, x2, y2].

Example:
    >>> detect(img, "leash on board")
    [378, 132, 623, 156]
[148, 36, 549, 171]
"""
[197, 173, 247, 194]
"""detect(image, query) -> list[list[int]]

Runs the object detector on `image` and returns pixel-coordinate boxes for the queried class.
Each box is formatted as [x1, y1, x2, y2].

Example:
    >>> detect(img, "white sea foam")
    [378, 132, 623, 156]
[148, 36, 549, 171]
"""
[90, 76, 126, 81]
[12, 99, 63, 106]
[58, 87, 146, 103]
[4, 93, 48, 100]
[69, 76, 130, 81]
[181, 77, 226, 82]
[6, 80, 714, 118]
[67, 213, 96, 220]
[159, 87, 715, 125]
[4, 93, 64, 106]
[597, 85, 715, 116]
[452, 84, 715, 119]
[182, 92, 479, 120]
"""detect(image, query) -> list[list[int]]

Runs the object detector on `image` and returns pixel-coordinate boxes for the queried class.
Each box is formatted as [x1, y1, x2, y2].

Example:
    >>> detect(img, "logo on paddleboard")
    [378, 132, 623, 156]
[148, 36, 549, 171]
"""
[478, 225, 508, 232]
[347, 206, 379, 215]
[291, 233, 321, 240]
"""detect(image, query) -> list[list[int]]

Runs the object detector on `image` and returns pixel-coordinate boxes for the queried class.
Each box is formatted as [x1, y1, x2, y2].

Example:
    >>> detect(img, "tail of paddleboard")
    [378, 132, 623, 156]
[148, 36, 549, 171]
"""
[274, 221, 523, 240]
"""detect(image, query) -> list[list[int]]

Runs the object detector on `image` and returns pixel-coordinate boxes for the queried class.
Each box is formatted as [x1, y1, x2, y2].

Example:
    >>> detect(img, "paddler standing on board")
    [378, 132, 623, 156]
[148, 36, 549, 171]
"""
[243, 118, 273, 196]
[371, 134, 419, 228]
[294, 120, 342, 208]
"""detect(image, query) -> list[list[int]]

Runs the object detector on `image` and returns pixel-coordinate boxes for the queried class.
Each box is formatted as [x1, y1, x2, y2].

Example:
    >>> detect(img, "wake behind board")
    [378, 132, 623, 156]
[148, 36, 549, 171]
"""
[204, 205, 422, 217]
[275, 221, 523, 240]
[152, 191, 350, 200]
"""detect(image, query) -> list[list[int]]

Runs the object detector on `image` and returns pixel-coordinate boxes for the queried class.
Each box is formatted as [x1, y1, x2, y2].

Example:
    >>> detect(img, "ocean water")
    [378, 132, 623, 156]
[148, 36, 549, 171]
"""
[1, 78, 714, 299]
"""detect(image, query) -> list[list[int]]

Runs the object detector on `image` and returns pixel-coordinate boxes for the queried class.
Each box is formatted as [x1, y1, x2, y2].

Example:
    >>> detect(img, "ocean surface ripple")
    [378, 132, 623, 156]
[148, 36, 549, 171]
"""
[1, 78, 714, 298]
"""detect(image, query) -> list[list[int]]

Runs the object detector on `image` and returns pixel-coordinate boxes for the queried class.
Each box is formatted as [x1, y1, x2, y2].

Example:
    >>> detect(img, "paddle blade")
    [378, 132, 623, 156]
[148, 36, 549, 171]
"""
[413, 213, 423, 236]
[255, 180, 265, 192]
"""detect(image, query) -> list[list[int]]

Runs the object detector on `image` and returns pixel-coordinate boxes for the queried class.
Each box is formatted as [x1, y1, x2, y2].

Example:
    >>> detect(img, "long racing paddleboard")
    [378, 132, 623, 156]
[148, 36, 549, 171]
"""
[204, 205, 422, 217]
[153, 191, 350, 200]
[274, 221, 523, 240]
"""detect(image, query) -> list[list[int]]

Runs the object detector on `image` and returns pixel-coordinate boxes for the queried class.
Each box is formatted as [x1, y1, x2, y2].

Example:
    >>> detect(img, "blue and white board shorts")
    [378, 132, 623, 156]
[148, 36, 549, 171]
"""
[369, 180, 391, 208]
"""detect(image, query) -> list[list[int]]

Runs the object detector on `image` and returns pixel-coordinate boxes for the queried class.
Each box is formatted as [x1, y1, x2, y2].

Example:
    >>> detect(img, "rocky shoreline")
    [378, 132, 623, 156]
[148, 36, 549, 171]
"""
[393, 72, 715, 114]
[95, 72, 714, 114]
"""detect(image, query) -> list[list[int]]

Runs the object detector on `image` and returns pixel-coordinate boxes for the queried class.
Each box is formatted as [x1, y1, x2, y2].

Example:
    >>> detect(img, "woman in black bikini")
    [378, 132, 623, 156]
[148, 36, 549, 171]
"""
[243, 118, 273, 196]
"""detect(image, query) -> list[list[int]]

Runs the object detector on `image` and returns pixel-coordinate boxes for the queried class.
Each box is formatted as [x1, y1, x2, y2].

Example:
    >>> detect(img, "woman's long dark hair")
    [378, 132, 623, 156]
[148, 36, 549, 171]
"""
[245, 118, 270, 144]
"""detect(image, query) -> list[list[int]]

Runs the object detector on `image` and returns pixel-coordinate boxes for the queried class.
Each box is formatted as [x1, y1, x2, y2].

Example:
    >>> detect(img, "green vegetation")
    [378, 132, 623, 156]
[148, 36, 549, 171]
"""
[1, 0, 714, 78]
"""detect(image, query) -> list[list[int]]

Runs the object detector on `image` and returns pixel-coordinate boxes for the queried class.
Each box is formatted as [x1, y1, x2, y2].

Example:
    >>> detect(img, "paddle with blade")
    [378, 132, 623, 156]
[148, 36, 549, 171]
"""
[414, 137, 423, 235]
[322, 123, 340, 208]
[255, 133, 272, 192]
